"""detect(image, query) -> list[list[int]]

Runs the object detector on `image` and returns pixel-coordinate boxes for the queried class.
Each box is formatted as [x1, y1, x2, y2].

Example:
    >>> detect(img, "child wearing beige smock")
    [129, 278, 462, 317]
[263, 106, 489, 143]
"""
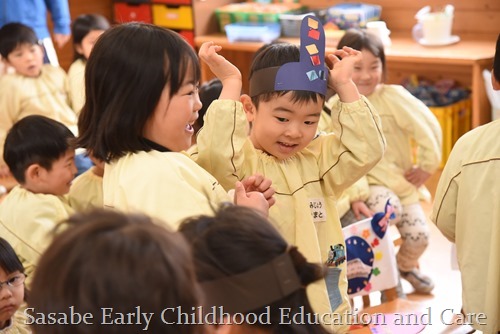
[66, 58, 86, 114]
[327, 84, 441, 291]
[431, 119, 500, 334]
[191, 97, 385, 333]
[0, 64, 77, 168]
[0, 186, 73, 282]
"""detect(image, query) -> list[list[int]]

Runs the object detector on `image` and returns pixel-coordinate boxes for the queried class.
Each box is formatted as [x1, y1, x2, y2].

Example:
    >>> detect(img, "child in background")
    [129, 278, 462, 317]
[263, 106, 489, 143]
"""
[67, 14, 110, 114]
[326, 29, 442, 294]
[67, 152, 104, 211]
[191, 78, 223, 145]
[76, 23, 273, 229]
[0, 238, 30, 334]
[192, 16, 385, 333]
[431, 33, 500, 334]
[0, 23, 77, 179]
[179, 204, 328, 334]
[29, 209, 203, 334]
[0, 115, 76, 279]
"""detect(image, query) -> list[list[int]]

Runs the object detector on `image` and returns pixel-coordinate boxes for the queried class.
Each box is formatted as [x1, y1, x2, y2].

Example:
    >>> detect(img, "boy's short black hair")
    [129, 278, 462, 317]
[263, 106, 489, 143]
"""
[0, 22, 39, 58]
[3, 115, 75, 184]
[249, 42, 323, 108]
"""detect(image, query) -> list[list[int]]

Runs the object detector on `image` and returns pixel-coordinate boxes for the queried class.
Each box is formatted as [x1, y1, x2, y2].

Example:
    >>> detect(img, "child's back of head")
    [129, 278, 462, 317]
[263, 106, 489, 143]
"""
[29, 209, 202, 334]
[4, 115, 75, 185]
[0, 22, 38, 59]
[179, 204, 328, 334]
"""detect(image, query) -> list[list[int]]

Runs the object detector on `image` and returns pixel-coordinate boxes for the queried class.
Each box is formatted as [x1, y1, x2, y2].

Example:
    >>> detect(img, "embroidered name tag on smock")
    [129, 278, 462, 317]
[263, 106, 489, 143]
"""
[309, 197, 327, 222]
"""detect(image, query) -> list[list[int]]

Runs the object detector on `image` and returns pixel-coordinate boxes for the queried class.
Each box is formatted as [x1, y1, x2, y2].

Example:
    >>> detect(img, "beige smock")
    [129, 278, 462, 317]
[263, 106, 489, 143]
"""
[103, 150, 230, 229]
[327, 85, 442, 205]
[0, 310, 31, 334]
[67, 58, 86, 114]
[0, 186, 73, 281]
[68, 167, 103, 211]
[431, 120, 500, 334]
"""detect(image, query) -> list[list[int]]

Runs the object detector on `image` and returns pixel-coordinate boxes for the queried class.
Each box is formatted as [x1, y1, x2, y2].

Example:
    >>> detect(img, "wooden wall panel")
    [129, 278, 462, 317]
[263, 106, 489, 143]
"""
[299, 0, 500, 39]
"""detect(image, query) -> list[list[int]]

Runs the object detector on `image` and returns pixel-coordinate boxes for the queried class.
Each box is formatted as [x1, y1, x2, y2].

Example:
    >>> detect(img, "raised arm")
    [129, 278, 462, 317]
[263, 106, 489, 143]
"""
[198, 42, 242, 101]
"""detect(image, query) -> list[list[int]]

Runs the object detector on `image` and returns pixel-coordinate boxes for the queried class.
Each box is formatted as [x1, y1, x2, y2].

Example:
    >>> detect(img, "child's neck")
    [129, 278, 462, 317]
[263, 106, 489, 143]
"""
[0, 317, 11, 330]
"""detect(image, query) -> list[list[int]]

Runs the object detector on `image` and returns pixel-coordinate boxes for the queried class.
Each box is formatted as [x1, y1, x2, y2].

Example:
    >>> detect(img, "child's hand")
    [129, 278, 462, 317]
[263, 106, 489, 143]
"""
[404, 167, 431, 188]
[234, 181, 270, 216]
[326, 46, 362, 103]
[198, 42, 242, 100]
[241, 173, 276, 208]
[351, 200, 374, 220]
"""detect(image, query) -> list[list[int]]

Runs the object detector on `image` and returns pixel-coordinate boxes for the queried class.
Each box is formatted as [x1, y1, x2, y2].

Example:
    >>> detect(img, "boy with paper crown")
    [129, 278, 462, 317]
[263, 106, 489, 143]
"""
[191, 16, 385, 333]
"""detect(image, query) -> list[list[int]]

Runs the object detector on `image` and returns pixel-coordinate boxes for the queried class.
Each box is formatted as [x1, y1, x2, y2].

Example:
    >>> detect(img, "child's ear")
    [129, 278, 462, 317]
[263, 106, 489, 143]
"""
[75, 44, 84, 56]
[25, 164, 43, 183]
[240, 94, 256, 122]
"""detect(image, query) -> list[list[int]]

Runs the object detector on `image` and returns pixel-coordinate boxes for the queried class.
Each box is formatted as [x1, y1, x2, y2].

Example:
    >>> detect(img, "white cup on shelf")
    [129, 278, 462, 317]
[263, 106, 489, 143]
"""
[366, 21, 391, 46]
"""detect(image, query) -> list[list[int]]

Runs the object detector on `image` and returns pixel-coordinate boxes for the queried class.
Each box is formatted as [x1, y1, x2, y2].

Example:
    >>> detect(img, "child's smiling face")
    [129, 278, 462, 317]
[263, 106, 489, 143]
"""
[243, 92, 322, 160]
[6, 43, 44, 78]
[143, 65, 202, 152]
[351, 48, 383, 97]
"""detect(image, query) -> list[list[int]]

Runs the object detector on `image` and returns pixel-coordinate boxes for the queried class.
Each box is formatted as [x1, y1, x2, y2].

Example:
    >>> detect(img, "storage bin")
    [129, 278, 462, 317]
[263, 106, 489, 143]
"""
[225, 22, 281, 43]
[177, 30, 194, 47]
[215, 2, 303, 33]
[429, 98, 471, 167]
[152, 4, 193, 30]
[326, 3, 381, 29]
[152, 0, 191, 5]
[114, 3, 152, 23]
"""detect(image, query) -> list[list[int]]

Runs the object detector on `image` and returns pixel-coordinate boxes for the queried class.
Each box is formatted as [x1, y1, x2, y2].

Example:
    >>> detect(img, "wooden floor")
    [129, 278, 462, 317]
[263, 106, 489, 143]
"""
[350, 170, 479, 333]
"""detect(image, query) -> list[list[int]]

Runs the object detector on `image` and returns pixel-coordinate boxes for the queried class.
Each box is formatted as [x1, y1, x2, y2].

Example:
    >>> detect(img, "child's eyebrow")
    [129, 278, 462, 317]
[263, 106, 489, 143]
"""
[274, 107, 321, 117]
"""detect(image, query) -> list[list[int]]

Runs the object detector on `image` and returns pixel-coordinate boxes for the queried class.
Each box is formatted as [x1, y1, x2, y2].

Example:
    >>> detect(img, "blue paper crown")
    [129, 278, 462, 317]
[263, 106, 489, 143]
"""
[249, 15, 328, 97]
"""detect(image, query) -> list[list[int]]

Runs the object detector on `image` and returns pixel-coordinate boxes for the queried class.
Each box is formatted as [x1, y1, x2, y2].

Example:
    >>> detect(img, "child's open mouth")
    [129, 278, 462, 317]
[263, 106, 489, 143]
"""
[277, 141, 298, 153]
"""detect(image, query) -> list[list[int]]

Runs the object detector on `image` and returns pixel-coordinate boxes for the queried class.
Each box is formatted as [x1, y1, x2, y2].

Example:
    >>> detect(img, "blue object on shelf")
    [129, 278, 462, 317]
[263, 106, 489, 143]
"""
[326, 3, 381, 29]
[225, 22, 281, 43]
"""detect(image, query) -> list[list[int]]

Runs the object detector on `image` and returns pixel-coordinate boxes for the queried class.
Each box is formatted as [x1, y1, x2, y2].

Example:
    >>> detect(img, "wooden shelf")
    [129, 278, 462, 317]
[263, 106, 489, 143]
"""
[195, 33, 496, 127]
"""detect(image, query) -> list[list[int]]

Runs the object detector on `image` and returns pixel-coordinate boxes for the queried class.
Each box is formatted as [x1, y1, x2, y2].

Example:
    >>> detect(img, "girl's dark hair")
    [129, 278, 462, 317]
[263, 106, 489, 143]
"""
[249, 42, 324, 109]
[337, 28, 387, 81]
[0, 22, 39, 58]
[0, 237, 24, 275]
[29, 209, 203, 334]
[3, 115, 75, 183]
[195, 78, 223, 132]
[71, 14, 110, 61]
[179, 204, 327, 334]
[76, 23, 201, 162]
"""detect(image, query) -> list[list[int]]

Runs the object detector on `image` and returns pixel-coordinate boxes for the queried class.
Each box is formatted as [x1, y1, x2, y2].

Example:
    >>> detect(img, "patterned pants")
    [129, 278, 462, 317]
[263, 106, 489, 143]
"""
[340, 185, 430, 272]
